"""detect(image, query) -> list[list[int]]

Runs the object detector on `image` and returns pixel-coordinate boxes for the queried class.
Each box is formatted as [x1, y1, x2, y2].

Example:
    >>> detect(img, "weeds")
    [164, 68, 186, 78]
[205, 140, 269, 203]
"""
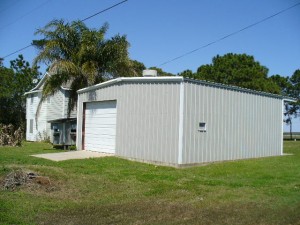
[0, 124, 23, 146]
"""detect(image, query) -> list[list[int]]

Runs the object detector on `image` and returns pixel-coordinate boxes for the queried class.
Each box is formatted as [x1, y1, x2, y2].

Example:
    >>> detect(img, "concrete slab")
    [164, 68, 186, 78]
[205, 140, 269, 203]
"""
[31, 150, 113, 162]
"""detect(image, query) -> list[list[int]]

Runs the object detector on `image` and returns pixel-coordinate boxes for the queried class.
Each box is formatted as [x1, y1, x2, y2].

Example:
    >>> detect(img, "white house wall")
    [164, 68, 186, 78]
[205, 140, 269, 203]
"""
[64, 90, 77, 118]
[77, 81, 181, 165]
[181, 81, 283, 164]
[47, 89, 65, 121]
[26, 92, 48, 141]
[25, 72, 77, 143]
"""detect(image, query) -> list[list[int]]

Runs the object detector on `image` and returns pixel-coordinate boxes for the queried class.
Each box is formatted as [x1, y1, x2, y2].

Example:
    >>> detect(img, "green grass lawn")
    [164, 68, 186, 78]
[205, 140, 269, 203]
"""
[1, 141, 300, 225]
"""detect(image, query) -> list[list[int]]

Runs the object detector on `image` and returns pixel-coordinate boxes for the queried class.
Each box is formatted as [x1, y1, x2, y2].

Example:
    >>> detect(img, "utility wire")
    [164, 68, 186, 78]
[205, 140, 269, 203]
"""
[81, 0, 128, 22]
[2, 44, 33, 59]
[159, 1, 300, 67]
[2, 0, 128, 59]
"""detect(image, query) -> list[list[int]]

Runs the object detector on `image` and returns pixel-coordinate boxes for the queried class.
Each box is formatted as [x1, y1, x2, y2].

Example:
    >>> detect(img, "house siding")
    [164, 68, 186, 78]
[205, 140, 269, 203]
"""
[26, 92, 48, 141]
[64, 90, 77, 118]
[26, 88, 75, 142]
[77, 81, 181, 165]
[25, 73, 78, 143]
[47, 89, 65, 121]
[181, 81, 283, 164]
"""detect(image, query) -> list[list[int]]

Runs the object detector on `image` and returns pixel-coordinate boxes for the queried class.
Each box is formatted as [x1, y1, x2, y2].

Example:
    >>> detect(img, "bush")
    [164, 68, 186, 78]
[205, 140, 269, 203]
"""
[69, 145, 76, 151]
[0, 124, 23, 146]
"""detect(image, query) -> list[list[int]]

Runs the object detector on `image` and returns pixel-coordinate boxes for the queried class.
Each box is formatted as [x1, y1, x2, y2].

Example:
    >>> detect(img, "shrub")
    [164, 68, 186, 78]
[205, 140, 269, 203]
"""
[0, 124, 23, 146]
[69, 145, 76, 151]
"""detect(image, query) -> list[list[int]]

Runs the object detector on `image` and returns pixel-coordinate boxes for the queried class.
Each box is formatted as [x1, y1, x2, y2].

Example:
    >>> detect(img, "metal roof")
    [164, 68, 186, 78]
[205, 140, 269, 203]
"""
[77, 76, 296, 101]
[77, 76, 183, 94]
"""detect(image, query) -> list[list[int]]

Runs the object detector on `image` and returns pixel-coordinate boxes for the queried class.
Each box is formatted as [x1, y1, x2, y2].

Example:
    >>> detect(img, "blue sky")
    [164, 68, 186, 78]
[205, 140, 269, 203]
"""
[0, 0, 299, 131]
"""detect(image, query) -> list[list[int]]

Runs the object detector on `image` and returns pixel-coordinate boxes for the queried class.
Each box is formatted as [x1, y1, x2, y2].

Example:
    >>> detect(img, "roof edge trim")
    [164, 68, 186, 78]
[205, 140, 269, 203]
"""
[283, 98, 298, 103]
[77, 76, 183, 94]
[24, 89, 42, 95]
[184, 78, 295, 100]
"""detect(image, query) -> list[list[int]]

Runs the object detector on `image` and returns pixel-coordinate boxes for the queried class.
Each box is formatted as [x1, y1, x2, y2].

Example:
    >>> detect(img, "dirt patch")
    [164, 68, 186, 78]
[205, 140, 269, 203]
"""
[36, 200, 300, 225]
[2, 169, 56, 192]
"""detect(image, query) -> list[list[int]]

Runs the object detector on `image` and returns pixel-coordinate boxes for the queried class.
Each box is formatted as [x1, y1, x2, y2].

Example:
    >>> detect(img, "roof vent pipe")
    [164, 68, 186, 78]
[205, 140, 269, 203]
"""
[142, 69, 157, 77]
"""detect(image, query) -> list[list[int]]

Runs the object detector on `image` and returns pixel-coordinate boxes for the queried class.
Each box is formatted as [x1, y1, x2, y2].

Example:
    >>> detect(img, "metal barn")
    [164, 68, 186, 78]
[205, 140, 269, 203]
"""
[76, 75, 287, 167]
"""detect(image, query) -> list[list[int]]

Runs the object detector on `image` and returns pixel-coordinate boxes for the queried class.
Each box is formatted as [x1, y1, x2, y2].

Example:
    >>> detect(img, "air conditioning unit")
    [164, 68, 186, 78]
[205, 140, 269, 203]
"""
[142, 69, 157, 77]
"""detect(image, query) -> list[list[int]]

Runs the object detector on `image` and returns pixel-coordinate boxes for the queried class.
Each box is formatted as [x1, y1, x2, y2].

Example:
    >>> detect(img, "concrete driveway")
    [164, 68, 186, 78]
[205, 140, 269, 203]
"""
[31, 150, 112, 162]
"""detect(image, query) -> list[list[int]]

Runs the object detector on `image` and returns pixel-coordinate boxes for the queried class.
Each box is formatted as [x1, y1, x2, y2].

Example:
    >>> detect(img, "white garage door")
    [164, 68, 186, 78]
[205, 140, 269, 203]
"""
[84, 101, 117, 153]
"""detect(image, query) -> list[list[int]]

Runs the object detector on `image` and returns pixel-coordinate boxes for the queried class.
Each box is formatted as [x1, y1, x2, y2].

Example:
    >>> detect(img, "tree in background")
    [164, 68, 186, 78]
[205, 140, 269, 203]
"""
[178, 69, 194, 78]
[129, 60, 146, 76]
[0, 55, 40, 128]
[290, 69, 300, 101]
[287, 69, 300, 138]
[32, 19, 137, 115]
[148, 67, 175, 76]
[269, 75, 292, 96]
[270, 70, 300, 139]
[195, 53, 281, 94]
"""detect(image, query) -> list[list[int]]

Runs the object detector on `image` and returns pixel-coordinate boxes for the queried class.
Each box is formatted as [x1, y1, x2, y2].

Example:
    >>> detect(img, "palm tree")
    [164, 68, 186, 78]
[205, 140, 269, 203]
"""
[32, 19, 136, 115]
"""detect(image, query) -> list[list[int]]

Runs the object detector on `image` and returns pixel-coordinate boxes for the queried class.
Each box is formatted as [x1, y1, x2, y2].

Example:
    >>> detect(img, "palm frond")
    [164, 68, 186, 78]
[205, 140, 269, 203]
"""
[33, 19, 135, 115]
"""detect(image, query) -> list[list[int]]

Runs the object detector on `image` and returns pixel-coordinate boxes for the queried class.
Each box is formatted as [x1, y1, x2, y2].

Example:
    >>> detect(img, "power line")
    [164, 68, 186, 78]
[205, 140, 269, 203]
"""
[81, 0, 128, 22]
[3, 44, 33, 59]
[2, 0, 129, 59]
[159, 1, 300, 67]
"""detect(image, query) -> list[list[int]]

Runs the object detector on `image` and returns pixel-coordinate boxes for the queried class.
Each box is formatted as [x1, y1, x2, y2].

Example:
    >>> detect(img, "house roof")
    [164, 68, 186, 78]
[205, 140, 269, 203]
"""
[47, 117, 76, 123]
[77, 76, 296, 102]
[24, 72, 72, 95]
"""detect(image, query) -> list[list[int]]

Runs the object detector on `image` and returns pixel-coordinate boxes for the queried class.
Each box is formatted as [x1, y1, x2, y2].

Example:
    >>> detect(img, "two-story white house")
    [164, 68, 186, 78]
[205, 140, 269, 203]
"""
[25, 73, 77, 146]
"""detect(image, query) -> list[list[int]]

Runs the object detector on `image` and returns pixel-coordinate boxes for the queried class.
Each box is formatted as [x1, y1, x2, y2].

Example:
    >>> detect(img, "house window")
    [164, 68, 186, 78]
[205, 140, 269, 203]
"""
[30, 94, 34, 104]
[29, 119, 33, 133]
[71, 124, 76, 133]
[198, 122, 206, 132]
[47, 96, 51, 104]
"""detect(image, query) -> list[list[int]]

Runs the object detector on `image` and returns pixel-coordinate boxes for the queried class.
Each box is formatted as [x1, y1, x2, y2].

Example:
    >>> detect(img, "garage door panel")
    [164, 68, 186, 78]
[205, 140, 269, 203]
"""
[85, 118, 116, 126]
[85, 139, 115, 147]
[85, 137, 115, 145]
[85, 112, 116, 118]
[86, 102, 116, 110]
[86, 108, 116, 112]
[85, 145, 115, 153]
[85, 126, 116, 131]
[85, 132, 115, 137]
[84, 101, 117, 153]
[85, 133, 115, 140]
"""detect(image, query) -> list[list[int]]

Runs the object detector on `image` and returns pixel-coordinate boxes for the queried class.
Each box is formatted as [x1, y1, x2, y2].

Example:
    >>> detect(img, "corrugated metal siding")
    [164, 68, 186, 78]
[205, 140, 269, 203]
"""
[77, 81, 181, 165]
[182, 81, 282, 164]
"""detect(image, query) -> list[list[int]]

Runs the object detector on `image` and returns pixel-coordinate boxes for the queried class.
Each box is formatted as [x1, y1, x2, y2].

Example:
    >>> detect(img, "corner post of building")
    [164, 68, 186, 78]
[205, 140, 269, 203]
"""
[178, 79, 184, 165]
[281, 99, 284, 155]
[76, 96, 81, 150]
